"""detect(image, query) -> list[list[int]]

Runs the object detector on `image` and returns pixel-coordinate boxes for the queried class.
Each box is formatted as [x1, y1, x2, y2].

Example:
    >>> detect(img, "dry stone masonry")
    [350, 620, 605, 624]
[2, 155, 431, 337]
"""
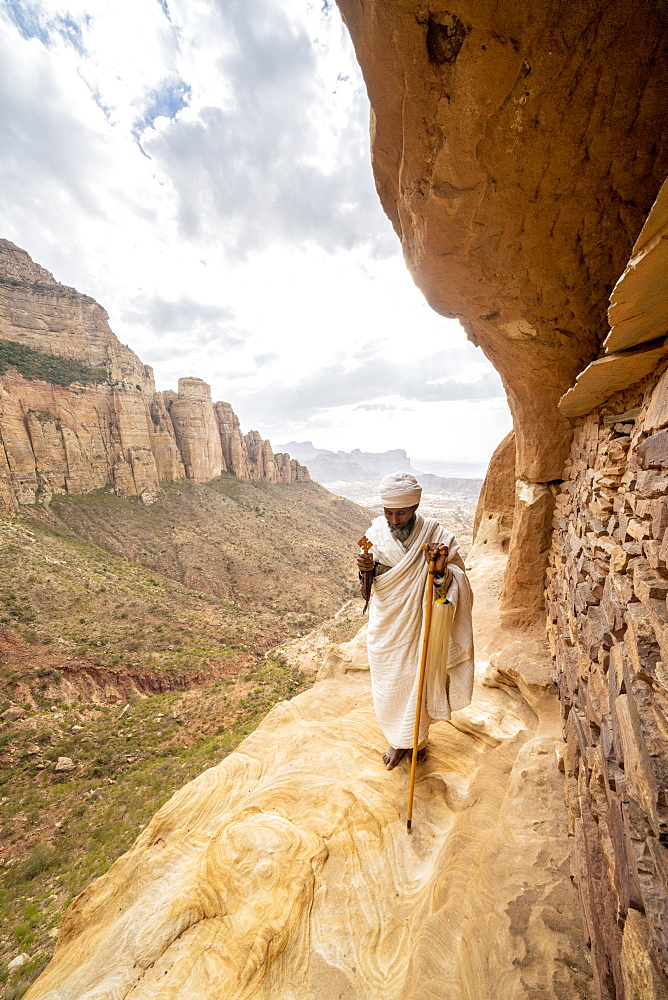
[0, 240, 308, 511]
[547, 374, 668, 1000]
[543, 176, 668, 1000]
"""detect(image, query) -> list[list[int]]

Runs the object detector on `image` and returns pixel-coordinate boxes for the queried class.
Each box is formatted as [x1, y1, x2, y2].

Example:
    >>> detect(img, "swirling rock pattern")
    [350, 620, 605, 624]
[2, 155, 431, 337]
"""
[26, 547, 593, 1000]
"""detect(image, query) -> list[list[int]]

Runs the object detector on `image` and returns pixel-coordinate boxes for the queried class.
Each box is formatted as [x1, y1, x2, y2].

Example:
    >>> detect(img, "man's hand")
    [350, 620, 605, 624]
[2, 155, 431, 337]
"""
[424, 543, 448, 575]
[357, 553, 374, 572]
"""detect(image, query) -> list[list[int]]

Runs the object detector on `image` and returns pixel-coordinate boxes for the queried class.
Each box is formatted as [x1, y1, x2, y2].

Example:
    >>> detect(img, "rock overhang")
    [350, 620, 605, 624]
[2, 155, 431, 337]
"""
[337, 0, 668, 482]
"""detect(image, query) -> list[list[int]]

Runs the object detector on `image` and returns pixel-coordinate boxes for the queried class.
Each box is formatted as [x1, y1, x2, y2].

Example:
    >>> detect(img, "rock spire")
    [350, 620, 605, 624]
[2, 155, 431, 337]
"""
[0, 240, 309, 512]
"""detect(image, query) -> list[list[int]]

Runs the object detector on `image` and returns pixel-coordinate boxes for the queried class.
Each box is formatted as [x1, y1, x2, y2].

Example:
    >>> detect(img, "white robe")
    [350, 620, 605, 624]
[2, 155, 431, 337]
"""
[365, 513, 474, 749]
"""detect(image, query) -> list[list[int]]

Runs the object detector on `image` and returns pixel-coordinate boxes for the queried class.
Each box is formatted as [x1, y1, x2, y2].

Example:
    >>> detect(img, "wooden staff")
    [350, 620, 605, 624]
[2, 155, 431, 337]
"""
[407, 544, 437, 833]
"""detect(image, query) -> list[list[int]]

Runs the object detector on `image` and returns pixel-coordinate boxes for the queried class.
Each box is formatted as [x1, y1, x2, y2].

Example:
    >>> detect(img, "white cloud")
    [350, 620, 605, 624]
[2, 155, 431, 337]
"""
[0, 0, 511, 470]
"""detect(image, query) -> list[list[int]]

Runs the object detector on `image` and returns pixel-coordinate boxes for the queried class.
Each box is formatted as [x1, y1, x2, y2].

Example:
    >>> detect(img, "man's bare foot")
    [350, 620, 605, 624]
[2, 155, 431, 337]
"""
[383, 746, 407, 770]
[408, 747, 427, 764]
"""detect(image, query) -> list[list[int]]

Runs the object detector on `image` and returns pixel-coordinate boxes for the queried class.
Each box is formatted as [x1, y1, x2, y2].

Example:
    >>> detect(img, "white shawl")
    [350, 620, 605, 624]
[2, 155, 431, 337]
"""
[365, 513, 474, 749]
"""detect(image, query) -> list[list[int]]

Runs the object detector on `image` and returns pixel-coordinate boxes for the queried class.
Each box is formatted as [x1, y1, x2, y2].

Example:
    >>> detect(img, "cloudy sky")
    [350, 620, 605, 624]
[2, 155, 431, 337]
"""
[0, 0, 511, 476]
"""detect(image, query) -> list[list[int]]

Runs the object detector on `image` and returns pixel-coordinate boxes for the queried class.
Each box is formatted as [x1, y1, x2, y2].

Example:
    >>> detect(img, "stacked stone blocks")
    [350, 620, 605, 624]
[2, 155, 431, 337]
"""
[547, 365, 668, 999]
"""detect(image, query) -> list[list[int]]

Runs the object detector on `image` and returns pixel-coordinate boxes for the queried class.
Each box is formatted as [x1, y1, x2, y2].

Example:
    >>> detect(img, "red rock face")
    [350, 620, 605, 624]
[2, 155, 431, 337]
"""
[0, 242, 309, 510]
[337, 0, 668, 481]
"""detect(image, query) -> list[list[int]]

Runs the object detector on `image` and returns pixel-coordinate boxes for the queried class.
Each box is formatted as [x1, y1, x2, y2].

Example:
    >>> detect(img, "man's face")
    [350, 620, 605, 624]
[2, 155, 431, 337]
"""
[384, 505, 418, 527]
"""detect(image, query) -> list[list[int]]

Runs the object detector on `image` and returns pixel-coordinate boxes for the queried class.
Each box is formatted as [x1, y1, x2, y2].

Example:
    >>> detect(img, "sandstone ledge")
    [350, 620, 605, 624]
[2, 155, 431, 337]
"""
[25, 542, 592, 1000]
[558, 340, 668, 420]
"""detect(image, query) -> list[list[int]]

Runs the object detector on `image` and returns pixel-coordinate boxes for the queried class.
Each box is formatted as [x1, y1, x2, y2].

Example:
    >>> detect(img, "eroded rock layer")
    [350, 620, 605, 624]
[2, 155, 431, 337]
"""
[337, 0, 668, 620]
[25, 544, 594, 1000]
[0, 240, 308, 509]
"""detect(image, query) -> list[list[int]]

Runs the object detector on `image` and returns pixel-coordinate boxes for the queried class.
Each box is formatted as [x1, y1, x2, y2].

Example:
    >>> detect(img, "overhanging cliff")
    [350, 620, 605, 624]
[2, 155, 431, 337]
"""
[336, 0, 668, 623]
[335, 4, 668, 998]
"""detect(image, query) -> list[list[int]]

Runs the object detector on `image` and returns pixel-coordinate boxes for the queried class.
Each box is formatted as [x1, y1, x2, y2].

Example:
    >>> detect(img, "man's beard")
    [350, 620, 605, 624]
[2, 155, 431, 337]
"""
[388, 513, 416, 542]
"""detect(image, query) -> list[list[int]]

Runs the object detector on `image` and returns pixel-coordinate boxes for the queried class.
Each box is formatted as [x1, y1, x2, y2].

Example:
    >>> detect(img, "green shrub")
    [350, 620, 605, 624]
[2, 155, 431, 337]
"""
[19, 844, 59, 881]
[0, 340, 109, 387]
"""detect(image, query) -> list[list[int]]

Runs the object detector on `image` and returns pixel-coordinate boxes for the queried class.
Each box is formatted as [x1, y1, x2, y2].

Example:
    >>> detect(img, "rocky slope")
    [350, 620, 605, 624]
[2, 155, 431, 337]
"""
[0, 240, 308, 512]
[0, 517, 317, 993]
[0, 470, 369, 993]
[22, 527, 595, 1000]
[26, 476, 369, 615]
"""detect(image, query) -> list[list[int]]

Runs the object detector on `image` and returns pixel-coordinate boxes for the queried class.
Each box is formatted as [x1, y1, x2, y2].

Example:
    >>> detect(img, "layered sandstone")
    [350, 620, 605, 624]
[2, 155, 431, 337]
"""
[336, 0, 668, 622]
[471, 429, 515, 546]
[334, 4, 668, 996]
[24, 535, 594, 1000]
[0, 241, 309, 509]
[166, 378, 225, 482]
[0, 239, 152, 389]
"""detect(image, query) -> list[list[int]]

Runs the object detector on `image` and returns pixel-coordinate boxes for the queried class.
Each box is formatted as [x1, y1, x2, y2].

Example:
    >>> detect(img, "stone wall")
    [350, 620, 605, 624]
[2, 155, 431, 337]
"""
[546, 366, 668, 1000]
[0, 241, 309, 511]
[544, 176, 668, 999]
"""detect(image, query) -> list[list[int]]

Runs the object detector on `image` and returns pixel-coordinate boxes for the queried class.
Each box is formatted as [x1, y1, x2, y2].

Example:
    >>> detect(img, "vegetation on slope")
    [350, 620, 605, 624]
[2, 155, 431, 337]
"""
[0, 340, 108, 387]
[32, 475, 369, 615]
[0, 481, 370, 998]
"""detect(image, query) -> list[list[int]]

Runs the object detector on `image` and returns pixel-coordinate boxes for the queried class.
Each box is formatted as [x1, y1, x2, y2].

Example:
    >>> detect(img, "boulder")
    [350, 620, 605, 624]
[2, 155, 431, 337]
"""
[1, 706, 26, 722]
[53, 757, 75, 773]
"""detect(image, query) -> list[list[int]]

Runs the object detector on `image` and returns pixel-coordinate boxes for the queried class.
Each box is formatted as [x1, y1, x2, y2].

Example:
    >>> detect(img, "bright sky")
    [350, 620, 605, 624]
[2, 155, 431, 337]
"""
[0, 0, 511, 477]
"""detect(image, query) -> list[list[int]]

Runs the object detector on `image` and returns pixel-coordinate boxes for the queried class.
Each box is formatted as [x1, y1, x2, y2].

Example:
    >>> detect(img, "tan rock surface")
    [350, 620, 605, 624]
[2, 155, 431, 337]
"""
[336, 0, 668, 619]
[165, 378, 225, 482]
[0, 239, 152, 389]
[558, 339, 668, 419]
[216, 400, 251, 479]
[472, 429, 515, 545]
[499, 480, 555, 626]
[25, 535, 593, 1000]
[605, 178, 668, 355]
[0, 242, 309, 508]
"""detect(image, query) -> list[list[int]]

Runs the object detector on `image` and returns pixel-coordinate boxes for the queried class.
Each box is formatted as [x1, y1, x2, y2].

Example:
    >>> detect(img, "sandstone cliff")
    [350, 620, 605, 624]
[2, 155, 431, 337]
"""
[0, 240, 309, 511]
[336, 0, 668, 624]
[23, 530, 595, 1000]
[334, 5, 668, 998]
[7, 4, 668, 995]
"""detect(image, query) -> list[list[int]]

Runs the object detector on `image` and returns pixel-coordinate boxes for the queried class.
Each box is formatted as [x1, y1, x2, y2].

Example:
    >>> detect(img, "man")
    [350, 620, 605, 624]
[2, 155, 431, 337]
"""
[357, 472, 474, 770]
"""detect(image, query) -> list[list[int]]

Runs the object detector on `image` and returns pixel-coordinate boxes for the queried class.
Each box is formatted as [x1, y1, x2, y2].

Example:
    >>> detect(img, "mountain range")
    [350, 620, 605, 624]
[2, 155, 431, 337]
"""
[277, 440, 483, 496]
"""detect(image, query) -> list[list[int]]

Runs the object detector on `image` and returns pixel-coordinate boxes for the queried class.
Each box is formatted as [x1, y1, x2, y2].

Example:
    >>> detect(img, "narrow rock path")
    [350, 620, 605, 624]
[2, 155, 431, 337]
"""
[26, 538, 593, 1000]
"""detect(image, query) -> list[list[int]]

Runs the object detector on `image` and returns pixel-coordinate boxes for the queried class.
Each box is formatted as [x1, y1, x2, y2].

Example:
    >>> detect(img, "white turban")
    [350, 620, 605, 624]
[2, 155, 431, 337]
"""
[378, 472, 422, 508]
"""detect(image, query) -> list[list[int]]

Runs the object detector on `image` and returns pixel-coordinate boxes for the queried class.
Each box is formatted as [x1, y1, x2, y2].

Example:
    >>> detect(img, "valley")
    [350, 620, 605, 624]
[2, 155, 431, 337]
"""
[0, 478, 369, 996]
